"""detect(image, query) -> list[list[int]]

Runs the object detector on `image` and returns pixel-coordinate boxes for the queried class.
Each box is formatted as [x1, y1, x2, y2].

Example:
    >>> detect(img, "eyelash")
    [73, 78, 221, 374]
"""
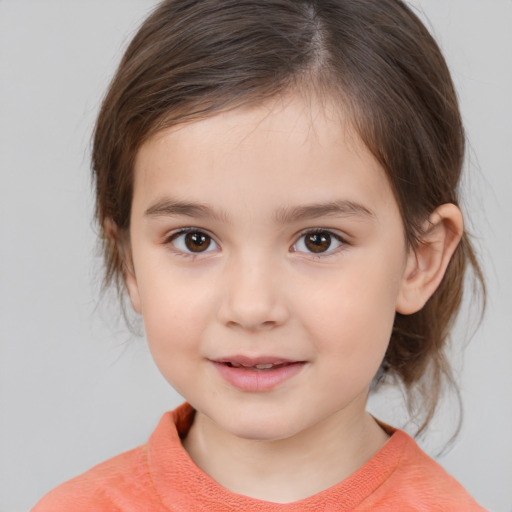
[163, 228, 348, 258]
[292, 228, 347, 257]
[164, 228, 219, 257]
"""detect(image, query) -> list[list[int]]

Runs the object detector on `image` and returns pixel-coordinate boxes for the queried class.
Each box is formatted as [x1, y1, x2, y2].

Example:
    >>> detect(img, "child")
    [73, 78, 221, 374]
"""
[33, 0, 487, 510]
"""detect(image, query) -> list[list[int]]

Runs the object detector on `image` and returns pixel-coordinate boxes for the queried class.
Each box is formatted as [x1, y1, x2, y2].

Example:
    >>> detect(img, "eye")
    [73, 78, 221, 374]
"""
[168, 229, 219, 254]
[293, 230, 344, 255]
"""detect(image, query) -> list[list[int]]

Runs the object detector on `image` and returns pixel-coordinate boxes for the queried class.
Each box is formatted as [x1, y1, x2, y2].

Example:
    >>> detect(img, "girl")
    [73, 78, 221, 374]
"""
[33, 0, 487, 509]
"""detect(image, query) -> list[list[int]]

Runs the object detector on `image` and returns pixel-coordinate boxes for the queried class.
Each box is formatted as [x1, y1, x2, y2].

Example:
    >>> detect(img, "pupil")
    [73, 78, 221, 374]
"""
[306, 232, 331, 253]
[185, 232, 210, 252]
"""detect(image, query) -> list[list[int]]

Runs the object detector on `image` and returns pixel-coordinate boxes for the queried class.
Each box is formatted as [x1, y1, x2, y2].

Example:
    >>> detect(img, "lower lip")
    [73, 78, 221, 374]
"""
[212, 362, 305, 392]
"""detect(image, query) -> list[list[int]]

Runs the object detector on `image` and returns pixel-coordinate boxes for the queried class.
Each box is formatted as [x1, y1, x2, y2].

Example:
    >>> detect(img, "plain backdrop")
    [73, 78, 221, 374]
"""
[1, 1, 511, 511]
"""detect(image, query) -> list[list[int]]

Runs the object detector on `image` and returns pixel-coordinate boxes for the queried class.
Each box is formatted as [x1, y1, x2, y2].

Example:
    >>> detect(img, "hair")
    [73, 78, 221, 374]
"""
[92, 0, 485, 436]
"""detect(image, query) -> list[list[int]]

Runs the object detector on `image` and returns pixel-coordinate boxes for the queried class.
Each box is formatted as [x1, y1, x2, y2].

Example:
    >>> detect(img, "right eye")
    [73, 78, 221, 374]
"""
[167, 230, 219, 254]
[292, 229, 345, 256]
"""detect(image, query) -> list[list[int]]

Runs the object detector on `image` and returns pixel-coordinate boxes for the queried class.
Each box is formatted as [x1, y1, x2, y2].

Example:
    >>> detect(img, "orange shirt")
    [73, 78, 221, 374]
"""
[33, 402, 486, 511]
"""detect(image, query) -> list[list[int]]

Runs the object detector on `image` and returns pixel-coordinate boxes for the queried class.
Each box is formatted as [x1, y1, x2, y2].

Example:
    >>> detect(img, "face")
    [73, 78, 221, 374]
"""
[127, 94, 412, 442]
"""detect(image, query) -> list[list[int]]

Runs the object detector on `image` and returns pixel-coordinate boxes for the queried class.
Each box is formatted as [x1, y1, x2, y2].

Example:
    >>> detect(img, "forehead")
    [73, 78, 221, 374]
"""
[132, 94, 398, 222]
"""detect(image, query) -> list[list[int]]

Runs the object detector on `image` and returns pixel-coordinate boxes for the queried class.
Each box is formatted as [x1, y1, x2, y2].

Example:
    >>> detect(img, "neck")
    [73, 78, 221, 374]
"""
[182, 400, 389, 503]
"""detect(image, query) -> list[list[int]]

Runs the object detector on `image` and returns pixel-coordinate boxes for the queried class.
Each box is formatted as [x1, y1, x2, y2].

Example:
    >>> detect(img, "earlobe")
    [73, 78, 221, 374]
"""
[121, 239, 142, 314]
[396, 203, 464, 315]
[125, 262, 142, 314]
[104, 217, 142, 314]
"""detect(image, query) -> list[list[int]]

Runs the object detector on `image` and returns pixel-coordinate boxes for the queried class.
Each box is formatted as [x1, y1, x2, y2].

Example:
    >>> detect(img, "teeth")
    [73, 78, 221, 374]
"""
[225, 361, 288, 369]
[226, 362, 278, 369]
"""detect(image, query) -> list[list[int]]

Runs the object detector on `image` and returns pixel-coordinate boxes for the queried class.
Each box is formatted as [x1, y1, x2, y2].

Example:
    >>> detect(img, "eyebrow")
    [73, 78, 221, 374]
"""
[144, 198, 375, 224]
[145, 199, 229, 223]
[273, 200, 375, 224]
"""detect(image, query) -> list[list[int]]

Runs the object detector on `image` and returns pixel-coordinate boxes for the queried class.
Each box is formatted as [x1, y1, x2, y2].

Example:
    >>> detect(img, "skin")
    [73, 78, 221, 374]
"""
[124, 93, 463, 503]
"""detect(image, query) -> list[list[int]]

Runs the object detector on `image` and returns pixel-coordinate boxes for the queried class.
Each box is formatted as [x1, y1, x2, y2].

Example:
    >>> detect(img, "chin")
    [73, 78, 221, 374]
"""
[221, 413, 304, 442]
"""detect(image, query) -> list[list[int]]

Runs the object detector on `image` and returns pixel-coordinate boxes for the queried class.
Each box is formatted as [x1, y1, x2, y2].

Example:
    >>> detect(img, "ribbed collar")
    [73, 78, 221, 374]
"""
[147, 402, 407, 511]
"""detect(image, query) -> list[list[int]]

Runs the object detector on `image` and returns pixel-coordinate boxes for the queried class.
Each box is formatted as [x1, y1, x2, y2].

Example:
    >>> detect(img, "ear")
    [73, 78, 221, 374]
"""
[124, 256, 142, 314]
[396, 203, 464, 315]
[104, 218, 142, 314]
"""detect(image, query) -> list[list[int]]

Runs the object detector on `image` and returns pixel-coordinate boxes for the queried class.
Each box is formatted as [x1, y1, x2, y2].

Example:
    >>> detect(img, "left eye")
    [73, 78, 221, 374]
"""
[169, 230, 219, 254]
[293, 230, 344, 254]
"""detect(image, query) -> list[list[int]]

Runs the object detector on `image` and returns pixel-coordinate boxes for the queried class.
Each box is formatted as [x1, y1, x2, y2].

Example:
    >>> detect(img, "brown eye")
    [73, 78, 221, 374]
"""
[293, 230, 344, 255]
[305, 232, 332, 253]
[184, 232, 211, 252]
[170, 230, 218, 254]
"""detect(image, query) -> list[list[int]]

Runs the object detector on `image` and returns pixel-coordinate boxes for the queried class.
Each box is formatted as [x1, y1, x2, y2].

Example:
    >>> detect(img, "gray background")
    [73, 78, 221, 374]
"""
[1, 1, 511, 511]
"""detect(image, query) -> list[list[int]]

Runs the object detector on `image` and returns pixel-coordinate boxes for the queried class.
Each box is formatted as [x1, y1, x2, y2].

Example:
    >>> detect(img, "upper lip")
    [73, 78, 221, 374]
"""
[212, 355, 303, 366]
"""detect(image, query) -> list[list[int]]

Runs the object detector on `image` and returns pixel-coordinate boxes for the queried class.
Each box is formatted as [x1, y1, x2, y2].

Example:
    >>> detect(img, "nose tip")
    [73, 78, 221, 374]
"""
[225, 309, 283, 332]
[218, 260, 289, 331]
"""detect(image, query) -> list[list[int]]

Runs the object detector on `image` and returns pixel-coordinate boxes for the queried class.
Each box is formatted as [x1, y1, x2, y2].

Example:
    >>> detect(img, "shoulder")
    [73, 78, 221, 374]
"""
[31, 445, 158, 512]
[359, 429, 487, 512]
[31, 406, 193, 512]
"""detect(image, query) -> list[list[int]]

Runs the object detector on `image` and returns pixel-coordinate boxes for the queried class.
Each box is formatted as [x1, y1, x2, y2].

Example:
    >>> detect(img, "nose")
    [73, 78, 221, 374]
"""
[217, 253, 290, 331]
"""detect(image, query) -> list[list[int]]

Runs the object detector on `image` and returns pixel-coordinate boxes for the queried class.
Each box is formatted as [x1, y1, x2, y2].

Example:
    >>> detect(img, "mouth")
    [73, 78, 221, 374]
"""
[214, 355, 303, 370]
[211, 356, 306, 391]
[222, 361, 296, 370]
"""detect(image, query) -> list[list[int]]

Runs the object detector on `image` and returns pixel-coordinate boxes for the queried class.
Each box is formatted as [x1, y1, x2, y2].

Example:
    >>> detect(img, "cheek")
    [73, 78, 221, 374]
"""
[306, 297, 393, 402]
[137, 270, 214, 367]
[297, 257, 401, 368]
[140, 288, 208, 398]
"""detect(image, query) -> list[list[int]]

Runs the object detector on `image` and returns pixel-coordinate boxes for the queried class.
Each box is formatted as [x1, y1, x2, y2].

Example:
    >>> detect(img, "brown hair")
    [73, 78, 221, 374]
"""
[92, 0, 485, 435]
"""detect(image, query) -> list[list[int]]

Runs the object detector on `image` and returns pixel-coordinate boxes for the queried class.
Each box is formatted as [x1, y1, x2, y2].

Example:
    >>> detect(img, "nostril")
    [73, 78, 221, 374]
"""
[226, 319, 278, 331]
[218, 278, 290, 329]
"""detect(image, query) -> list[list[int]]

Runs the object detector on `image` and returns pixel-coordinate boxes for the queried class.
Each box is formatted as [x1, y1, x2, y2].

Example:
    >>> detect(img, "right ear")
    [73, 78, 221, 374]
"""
[124, 265, 142, 314]
[104, 218, 142, 314]
[124, 261, 142, 314]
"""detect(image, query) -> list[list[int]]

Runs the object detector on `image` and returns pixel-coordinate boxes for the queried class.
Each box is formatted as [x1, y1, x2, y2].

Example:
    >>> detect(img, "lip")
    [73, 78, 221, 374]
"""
[214, 355, 298, 366]
[211, 355, 306, 392]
